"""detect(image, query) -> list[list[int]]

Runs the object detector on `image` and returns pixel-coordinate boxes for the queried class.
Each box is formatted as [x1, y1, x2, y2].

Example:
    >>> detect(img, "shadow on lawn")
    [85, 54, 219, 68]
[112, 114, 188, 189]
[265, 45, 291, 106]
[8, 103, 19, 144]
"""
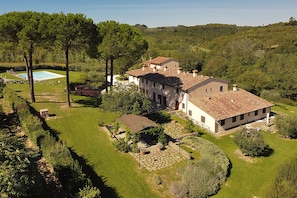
[29, 106, 120, 198]
[68, 148, 120, 198]
[73, 96, 102, 108]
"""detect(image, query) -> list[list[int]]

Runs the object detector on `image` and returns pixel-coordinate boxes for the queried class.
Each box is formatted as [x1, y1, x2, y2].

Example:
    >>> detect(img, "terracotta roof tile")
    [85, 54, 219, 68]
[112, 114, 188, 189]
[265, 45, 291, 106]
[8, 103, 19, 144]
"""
[126, 67, 210, 90]
[189, 89, 274, 120]
[148, 57, 171, 65]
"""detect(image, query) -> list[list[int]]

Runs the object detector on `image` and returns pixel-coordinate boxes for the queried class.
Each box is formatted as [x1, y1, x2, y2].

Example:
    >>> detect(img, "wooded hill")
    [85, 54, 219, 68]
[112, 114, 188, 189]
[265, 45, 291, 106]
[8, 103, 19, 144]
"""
[136, 20, 297, 102]
[1, 15, 296, 103]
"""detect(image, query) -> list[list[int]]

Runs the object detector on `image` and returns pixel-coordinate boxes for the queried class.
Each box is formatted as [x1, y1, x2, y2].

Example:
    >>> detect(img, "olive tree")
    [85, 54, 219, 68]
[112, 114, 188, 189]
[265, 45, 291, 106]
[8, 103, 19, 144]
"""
[233, 128, 271, 157]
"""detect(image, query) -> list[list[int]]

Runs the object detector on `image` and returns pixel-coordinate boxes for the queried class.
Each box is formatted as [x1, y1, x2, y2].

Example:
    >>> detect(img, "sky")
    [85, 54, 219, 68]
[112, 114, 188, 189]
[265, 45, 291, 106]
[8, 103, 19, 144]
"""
[0, 0, 296, 27]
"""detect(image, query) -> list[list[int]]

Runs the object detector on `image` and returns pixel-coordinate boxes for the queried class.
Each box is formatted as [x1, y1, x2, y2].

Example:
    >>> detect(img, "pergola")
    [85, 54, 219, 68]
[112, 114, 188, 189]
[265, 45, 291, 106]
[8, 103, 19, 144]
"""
[118, 114, 158, 133]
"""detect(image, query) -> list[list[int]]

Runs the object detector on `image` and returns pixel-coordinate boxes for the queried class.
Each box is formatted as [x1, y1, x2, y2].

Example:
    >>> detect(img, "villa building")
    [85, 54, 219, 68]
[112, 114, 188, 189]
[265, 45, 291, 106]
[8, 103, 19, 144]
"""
[126, 57, 273, 133]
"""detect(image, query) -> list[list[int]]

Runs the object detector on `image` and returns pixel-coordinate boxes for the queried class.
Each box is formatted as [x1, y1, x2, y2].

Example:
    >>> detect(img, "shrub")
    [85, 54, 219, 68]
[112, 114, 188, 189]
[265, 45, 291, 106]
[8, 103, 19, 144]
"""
[0, 78, 5, 98]
[172, 159, 221, 198]
[3, 87, 99, 196]
[236, 128, 271, 156]
[233, 128, 271, 157]
[174, 136, 231, 197]
[275, 114, 297, 139]
[113, 138, 130, 152]
[182, 136, 230, 179]
[78, 183, 101, 198]
[265, 155, 297, 198]
[157, 132, 168, 146]
[185, 118, 194, 132]
[152, 174, 162, 185]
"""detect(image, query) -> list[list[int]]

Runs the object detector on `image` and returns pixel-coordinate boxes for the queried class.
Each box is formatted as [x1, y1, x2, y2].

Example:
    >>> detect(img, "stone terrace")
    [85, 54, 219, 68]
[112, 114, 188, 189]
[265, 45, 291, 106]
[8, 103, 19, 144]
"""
[130, 144, 187, 171]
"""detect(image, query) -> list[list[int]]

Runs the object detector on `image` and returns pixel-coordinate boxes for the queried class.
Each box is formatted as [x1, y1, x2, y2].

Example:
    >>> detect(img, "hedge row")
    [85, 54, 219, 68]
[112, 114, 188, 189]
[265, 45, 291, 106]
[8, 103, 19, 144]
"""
[3, 87, 100, 198]
[171, 136, 231, 197]
[182, 136, 231, 180]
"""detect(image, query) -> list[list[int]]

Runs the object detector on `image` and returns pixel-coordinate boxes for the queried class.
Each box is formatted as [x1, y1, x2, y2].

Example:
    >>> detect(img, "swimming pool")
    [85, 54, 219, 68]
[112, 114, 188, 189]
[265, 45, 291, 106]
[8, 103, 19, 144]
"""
[17, 71, 65, 81]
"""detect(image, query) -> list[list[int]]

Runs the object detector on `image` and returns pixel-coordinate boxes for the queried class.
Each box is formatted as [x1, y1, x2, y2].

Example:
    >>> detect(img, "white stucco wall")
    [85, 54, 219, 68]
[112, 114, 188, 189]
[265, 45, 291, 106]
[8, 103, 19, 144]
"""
[187, 101, 215, 132]
[128, 75, 140, 86]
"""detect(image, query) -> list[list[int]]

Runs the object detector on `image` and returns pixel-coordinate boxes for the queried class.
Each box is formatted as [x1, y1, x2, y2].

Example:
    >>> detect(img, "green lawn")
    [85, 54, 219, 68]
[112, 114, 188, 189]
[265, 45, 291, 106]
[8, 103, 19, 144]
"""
[203, 131, 297, 198]
[5, 72, 161, 198]
[4, 71, 297, 198]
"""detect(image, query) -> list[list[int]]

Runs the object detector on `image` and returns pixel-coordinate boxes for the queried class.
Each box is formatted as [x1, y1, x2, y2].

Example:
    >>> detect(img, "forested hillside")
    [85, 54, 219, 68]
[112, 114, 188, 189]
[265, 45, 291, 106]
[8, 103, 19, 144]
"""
[1, 13, 296, 103]
[137, 20, 297, 102]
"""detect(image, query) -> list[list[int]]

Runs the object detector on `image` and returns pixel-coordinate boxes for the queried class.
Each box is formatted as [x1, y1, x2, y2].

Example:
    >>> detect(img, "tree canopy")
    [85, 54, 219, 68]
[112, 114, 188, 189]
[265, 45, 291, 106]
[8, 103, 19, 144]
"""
[233, 128, 271, 157]
[0, 11, 52, 102]
[97, 21, 148, 87]
[50, 12, 97, 107]
[100, 83, 152, 115]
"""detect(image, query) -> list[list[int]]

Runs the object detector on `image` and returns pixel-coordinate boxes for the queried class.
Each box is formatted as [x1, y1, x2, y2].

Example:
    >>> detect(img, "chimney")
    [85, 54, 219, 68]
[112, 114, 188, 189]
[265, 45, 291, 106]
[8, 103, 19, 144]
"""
[142, 66, 145, 71]
[192, 69, 198, 77]
[164, 66, 167, 71]
[233, 84, 238, 91]
[177, 68, 181, 74]
[153, 66, 156, 73]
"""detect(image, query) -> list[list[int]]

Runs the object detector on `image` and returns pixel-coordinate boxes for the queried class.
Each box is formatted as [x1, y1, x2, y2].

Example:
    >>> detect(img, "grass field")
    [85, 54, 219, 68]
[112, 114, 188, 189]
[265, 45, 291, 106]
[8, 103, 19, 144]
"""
[3, 69, 297, 198]
[203, 132, 297, 198]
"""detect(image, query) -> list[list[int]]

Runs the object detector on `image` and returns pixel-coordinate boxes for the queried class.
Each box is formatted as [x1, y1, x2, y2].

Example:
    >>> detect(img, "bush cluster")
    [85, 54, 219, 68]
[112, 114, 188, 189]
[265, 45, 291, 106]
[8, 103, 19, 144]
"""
[182, 136, 230, 177]
[233, 128, 271, 157]
[3, 87, 100, 197]
[171, 136, 230, 198]
[265, 155, 297, 197]
[275, 114, 297, 139]
[0, 128, 44, 197]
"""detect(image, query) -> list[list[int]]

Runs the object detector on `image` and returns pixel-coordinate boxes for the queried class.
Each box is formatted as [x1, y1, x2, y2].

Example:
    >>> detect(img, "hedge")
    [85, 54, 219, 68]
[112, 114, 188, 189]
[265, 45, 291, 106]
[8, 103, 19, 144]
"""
[182, 136, 231, 180]
[3, 87, 100, 197]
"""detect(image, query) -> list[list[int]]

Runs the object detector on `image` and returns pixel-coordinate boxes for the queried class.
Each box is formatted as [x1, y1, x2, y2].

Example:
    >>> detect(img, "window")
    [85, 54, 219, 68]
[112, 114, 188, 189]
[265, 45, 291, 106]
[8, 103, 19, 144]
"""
[158, 94, 161, 103]
[240, 114, 244, 120]
[201, 116, 205, 123]
[141, 78, 144, 83]
[263, 108, 266, 114]
[162, 85, 165, 89]
[153, 82, 156, 87]
[221, 119, 225, 126]
[146, 79, 148, 84]
[255, 110, 258, 116]
[220, 86, 223, 92]
[189, 110, 192, 116]
[232, 116, 236, 123]
[182, 103, 185, 109]
[176, 88, 179, 94]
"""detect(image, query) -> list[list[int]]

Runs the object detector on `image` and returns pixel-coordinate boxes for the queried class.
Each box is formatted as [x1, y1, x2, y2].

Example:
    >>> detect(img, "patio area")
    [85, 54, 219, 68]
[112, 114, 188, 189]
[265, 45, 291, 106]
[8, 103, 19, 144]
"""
[129, 143, 187, 171]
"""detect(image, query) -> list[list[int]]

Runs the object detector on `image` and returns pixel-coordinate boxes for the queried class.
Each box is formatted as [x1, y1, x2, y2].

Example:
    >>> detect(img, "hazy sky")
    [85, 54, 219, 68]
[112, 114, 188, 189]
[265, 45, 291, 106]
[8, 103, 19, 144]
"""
[0, 0, 296, 27]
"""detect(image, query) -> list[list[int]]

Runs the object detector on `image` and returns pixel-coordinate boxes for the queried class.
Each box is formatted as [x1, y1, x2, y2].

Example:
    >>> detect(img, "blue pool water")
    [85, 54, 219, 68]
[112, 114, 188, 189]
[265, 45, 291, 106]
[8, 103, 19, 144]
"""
[18, 71, 65, 81]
